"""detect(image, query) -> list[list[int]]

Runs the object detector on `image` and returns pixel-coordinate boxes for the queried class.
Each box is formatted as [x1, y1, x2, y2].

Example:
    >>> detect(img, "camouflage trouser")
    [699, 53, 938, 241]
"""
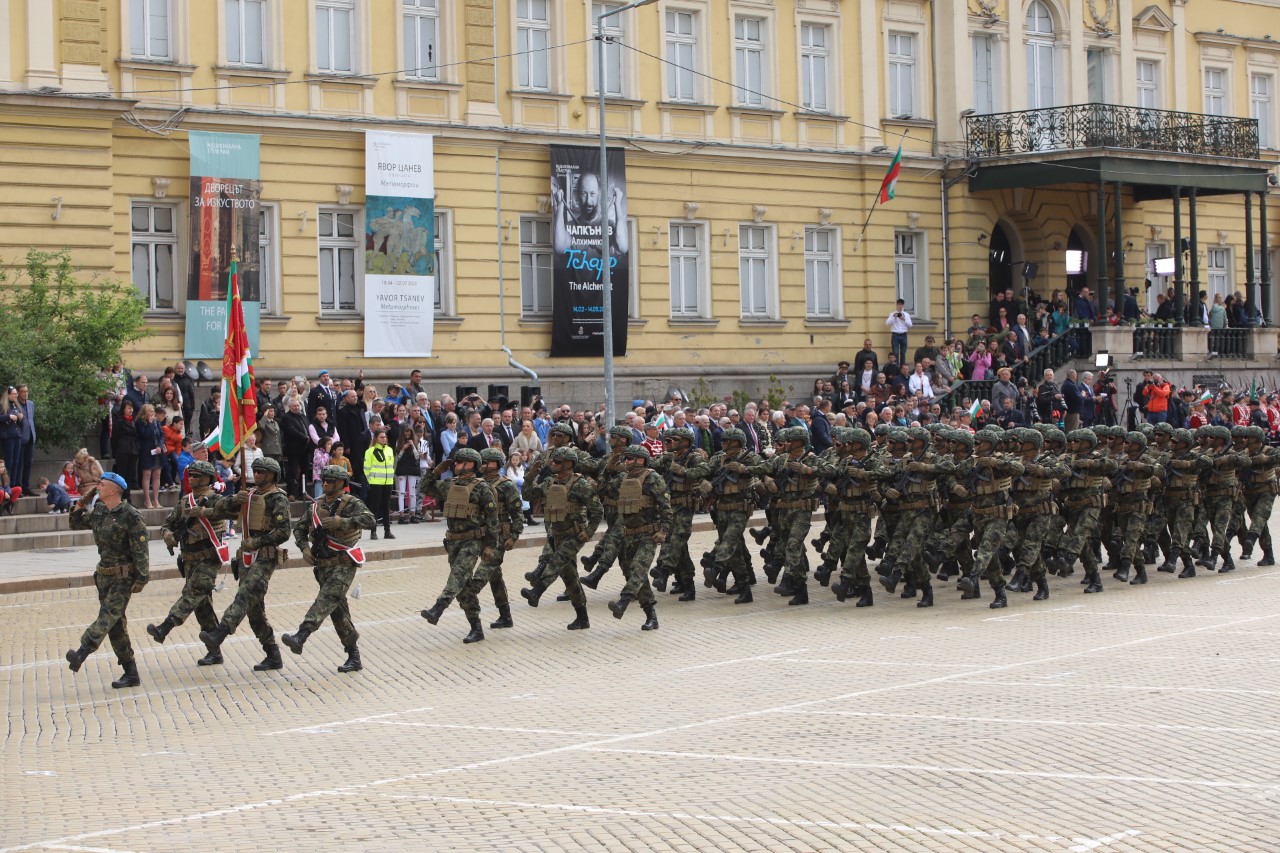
[971, 512, 1012, 587]
[301, 560, 359, 647]
[80, 573, 137, 665]
[837, 513, 876, 589]
[534, 531, 588, 607]
[823, 509, 850, 567]
[220, 559, 277, 648]
[894, 508, 937, 586]
[486, 551, 511, 610]
[440, 538, 484, 610]
[1143, 495, 1166, 544]
[712, 510, 752, 584]
[879, 508, 903, 565]
[776, 507, 814, 581]
[1244, 490, 1275, 550]
[932, 512, 974, 573]
[1114, 501, 1149, 563]
[1165, 499, 1196, 561]
[1191, 503, 1209, 550]
[1057, 504, 1102, 572]
[457, 553, 498, 620]
[1013, 511, 1058, 580]
[657, 507, 698, 582]
[619, 533, 658, 606]
[590, 510, 622, 569]
[166, 554, 221, 631]
[1206, 493, 1237, 556]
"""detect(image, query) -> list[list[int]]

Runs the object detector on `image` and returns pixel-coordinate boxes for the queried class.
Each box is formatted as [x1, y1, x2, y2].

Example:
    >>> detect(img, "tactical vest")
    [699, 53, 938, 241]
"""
[316, 495, 362, 546]
[444, 478, 480, 521]
[782, 456, 816, 493]
[617, 474, 654, 517]
[186, 489, 226, 541]
[543, 475, 577, 523]
[717, 452, 745, 494]
[839, 458, 873, 498]
[245, 487, 277, 533]
[1205, 451, 1239, 488]
[903, 456, 934, 496]
[670, 450, 704, 493]
[1117, 459, 1152, 494]
[1065, 456, 1106, 492]
[1165, 455, 1200, 491]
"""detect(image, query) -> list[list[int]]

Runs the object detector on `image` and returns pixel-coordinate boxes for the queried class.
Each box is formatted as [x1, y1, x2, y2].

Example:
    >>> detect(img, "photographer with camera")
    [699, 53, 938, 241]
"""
[885, 299, 912, 368]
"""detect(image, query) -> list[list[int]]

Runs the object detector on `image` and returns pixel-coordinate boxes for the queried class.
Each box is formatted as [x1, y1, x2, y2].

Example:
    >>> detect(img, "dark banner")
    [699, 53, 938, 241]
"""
[549, 144, 628, 357]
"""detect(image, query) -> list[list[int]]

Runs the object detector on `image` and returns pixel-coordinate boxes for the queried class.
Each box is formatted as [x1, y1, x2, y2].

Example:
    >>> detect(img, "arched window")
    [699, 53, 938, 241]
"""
[1025, 1, 1057, 109]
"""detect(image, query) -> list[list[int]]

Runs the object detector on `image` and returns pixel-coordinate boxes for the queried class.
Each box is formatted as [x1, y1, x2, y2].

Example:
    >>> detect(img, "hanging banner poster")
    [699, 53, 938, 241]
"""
[187, 131, 261, 304]
[549, 144, 629, 357]
[364, 130, 435, 358]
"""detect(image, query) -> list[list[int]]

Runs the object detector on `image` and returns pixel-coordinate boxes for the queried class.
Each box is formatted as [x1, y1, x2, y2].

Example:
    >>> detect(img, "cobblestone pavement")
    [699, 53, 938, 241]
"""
[3, 526, 1280, 852]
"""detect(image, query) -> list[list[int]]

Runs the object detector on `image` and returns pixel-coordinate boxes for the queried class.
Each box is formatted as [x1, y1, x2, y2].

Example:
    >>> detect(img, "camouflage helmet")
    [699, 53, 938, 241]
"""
[721, 428, 747, 446]
[886, 428, 910, 445]
[1208, 425, 1233, 446]
[320, 464, 350, 481]
[778, 427, 805, 445]
[848, 428, 872, 449]
[1044, 428, 1067, 448]
[950, 429, 975, 449]
[1247, 425, 1268, 443]
[1230, 425, 1251, 441]
[454, 447, 483, 466]
[1125, 430, 1148, 449]
[1068, 429, 1099, 448]
[187, 460, 217, 480]
[874, 423, 892, 437]
[1138, 423, 1155, 438]
[1172, 428, 1195, 446]
[479, 448, 506, 467]
[830, 426, 852, 444]
[608, 425, 633, 442]
[623, 444, 650, 460]
[1030, 423, 1053, 434]
[1020, 428, 1044, 450]
[668, 427, 694, 445]
[1152, 422, 1175, 436]
[907, 426, 931, 445]
[251, 456, 282, 478]
[974, 428, 1000, 448]
[548, 422, 576, 441]
[924, 423, 947, 435]
[548, 446, 578, 464]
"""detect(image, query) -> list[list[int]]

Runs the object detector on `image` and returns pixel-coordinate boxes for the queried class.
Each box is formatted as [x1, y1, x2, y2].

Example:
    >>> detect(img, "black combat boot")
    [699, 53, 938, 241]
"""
[199, 625, 230, 657]
[147, 616, 177, 643]
[556, 592, 572, 602]
[1007, 568, 1028, 593]
[581, 552, 599, 571]
[678, 582, 695, 602]
[651, 566, 669, 593]
[764, 558, 782, 585]
[713, 565, 732, 594]
[337, 646, 362, 673]
[111, 660, 141, 689]
[916, 581, 934, 608]
[282, 626, 311, 655]
[197, 651, 223, 666]
[959, 573, 981, 600]
[421, 598, 449, 624]
[1130, 563, 1149, 585]
[254, 644, 284, 671]
[1033, 576, 1050, 601]
[1178, 556, 1197, 578]
[1261, 548, 1276, 567]
[832, 580, 848, 602]
[701, 550, 716, 569]
[608, 594, 631, 619]
[65, 644, 92, 673]
[866, 537, 886, 561]
[1157, 559, 1177, 573]
[734, 584, 753, 604]
[567, 603, 590, 630]
[668, 576, 687, 595]
[580, 565, 608, 590]
[1084, 570, 1104, 594]
[814, 559, 836, 587]
[879, 568, 901, 594]
[370, 528, 378, 541]
[641, 603, 659, 631]
[1219, 551, 1236, 573]
[989, 584, 1008, 609]
[489, 605, 514, 629]
[855, 585, 874, 608]
[774, 574, 796, 596]
[1196, 552, 1217, 571]
[788, 581, 809, 606]
[749, 526, 770, 545]
[1240, 532, 1258, 560]
[876, 555, 896, 578]
[463, 614, 485, 644]
[900, 575, 917, 599]
[702, 563, 718, 589]
[1112, 560, 1131, 584]
[520, 584, 545, 607]
[1142, 540, 1158, 565]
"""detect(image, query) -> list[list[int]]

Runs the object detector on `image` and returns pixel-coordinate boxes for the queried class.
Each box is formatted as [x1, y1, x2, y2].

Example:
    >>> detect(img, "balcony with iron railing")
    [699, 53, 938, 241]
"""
[964, 103, 1260, 161]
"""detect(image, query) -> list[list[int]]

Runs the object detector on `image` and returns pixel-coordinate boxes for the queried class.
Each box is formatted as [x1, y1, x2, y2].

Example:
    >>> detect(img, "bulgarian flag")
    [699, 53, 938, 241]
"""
[968, 398, 983, 424]
[208, 259, 257, 460]
[878, 143, 903, 204]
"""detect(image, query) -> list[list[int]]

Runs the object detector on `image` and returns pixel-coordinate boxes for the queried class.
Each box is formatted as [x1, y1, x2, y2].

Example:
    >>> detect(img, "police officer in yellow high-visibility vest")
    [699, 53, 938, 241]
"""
[363, 431, 396, 540]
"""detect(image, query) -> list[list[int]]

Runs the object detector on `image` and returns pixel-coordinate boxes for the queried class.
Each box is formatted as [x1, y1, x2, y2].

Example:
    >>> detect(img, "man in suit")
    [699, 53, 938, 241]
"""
[496, 407, 518, 454]
[852, 340, 878, 377]
[1062, 369, 1082, 431]
[1013, 313, 1034, 359]
[307, 370, 338, 421]
[810, 398, 832, 453]
[124, 374, 149, 413]
[173, 362, 197, 426]
[740, 406, 766, 455]
[690, 415, 714, 455]
[15, 384, 35, 492]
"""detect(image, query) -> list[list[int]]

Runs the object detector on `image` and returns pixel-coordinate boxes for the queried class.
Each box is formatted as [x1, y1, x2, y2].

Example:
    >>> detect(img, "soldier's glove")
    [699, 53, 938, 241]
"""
[131, 580, 146, 594]
[481, 547, 501, 563]
[670, 463, 686, 476]
[651, 531, 666, 544]
[1024, 464, 1046, 477]
[907, 461, 931, 473]
[884, 488, 903, 501]
[301, 550, 315, 565]
[231, 491, 251, 507]
[162, 530, 177, 549]
[698, 480, 713, 496]
[786, 459, 813, 475]
[1169, 459, 1192, 470]
[321, 516, 345, 532]
[503, 538, 516, 551]
[1074, 458, 1097, 471]
[1253, 455, 1270, 465]
[824, 483, 839, 496]
[950, 484, 970, 499]
[974, 457, 996, 469]
[763, 478, 779, 495]
[724, 461, 745, 474]
[576, 531, 591, 543]
[433, 461, 452, 475]
[241, 535, 260, 550]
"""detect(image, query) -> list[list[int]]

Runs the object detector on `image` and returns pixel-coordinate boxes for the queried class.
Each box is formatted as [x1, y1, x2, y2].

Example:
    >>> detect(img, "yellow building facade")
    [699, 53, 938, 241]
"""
[1, 0, 1278, 398]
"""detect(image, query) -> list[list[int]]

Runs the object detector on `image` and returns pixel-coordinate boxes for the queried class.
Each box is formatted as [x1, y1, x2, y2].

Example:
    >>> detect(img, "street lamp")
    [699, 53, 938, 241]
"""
[597, 0, 658, 425]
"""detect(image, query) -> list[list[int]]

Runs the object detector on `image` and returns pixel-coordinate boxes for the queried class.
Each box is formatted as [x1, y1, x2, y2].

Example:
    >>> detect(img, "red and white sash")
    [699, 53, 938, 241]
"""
[186, 493, 230, 565]
[311, 499, 366, 566]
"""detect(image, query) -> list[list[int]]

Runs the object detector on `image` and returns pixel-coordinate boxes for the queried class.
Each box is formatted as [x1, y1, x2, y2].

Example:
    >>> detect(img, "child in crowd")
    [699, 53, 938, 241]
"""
[215, 457, 239, 496]
[312, 436, 333, 499]
[329, 442, 352, 492]
[162, 416, 185, 491]
[0, 459, 21, 515]
[175, 437, 194, 482]
[59, 461, 80, 499]
[38, 476, 75, 513]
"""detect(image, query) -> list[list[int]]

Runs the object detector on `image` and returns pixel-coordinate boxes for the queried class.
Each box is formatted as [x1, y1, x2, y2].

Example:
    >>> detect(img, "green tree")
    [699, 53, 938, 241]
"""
[0, 251, 149, 449]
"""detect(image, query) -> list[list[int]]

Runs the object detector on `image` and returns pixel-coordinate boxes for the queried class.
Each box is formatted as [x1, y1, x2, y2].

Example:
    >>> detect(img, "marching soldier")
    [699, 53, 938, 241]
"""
[283, 465, 375, 671]
[147, 460, 230, 664]
[65, 472, 149, 689]
[823, 427, 886, 607]
[1111, 431, 1163, 586]
[751, 427, 821, 605]
[961, 429, 1024, 608]
[1010, 429, 1069, 601]
[197, 457, 293, 671]
[651, 427, 709, 599]
[1046, 430, 1117, 593]
[1164, 428, 1211, 578]
[926, 429, 975, 587]
[525, 422, 591, 600]
[479, 447, 523, 629]
[1198, 425, 1249, 573]
[1239, 426, 1279, 566]
[579, 426, 634, 590]
[522, 446, 603, 630]
[880, 428, 955, 608]
[702, 427, 761, 603]
[608, 445, 672, 630]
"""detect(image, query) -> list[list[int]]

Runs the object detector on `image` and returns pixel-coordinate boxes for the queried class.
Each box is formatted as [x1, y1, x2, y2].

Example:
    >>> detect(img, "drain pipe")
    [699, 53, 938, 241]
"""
[495, 147, 538, 382]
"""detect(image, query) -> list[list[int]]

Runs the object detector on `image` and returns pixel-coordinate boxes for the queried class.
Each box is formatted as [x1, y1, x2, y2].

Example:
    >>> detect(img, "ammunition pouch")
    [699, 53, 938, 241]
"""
[775, 497, 818, 512]
[715, 498, 755, 513]
[973, 503, 1016, 519]
[445, 528, 486, 542]
[95, 564, 133, 579]
[623, 521, 661, 536]
[837, 499, 878, 517]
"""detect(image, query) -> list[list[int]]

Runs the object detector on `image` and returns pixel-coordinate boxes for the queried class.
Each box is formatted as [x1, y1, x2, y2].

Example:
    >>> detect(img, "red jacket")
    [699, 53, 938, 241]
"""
[1145, 382, 1171, 413]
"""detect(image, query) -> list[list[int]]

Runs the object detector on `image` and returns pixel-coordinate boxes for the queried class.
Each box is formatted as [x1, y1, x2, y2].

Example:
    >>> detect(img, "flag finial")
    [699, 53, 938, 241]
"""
[230, 246, 240, 263]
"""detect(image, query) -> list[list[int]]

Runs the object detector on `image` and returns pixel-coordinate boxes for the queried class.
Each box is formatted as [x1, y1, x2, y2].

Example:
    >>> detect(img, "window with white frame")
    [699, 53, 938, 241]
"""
[516, 0, 551, 91]
[1204, 68, 1227, 116]
[404, 0, 439, 80]
[593, 2, 624, 97]
[665, 10, 697, 102]
[318, 208, 359, 313]
[1145, 242, 1168, 313]
[434, 210, 452, 316]
[1207, 247, 1232, 300]
[1025, 1, 1056, 109]
[805, 227, 838, 318]
[225, 0, 267, 66]
[1252, 74, 1273, 148]
[520, 217, 553, 317]
[316, 0, 354, 73]
[131, 202, 177, 311]
[972, 34, 997, 114]
[258, 205, 276, 314]
[1086, 48, 1112, 104]
[130, 0, 171, 60]
[1136, 59, 1159, 109]
[669, 222, 705, 317]
[739, 225, 773, 318]
[894, 230, 923, 316]
[799, 23, 830, 112]
[733, 16, 767, 107]
[887, 32, 916, 118]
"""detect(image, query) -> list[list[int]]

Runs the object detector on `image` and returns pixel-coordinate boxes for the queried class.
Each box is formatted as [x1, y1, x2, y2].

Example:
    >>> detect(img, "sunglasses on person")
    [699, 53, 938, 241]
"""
[321, 476, 342, 484]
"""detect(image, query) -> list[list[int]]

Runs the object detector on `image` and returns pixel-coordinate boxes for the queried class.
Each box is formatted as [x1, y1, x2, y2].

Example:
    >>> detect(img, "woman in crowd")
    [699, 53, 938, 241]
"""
[111, 399, 140, 491]
[257, 404, 283, 468]
[506, 450, 533, 526]
[995, 306, 1010, 331]
[311, 436, 332, 499]
[136, 403, 164, 509]
[363, 429, 395, 540]
[0, 458, 19, 515]
[72, 448, 103, 493]
[440, 412, 459, 462]
[394, 429, 422, 524]
[238, 431, 264, 490]
[157, 385, 182, 426]
[513, 418, 543, 463]
[2, 385, 24, 484]
[1209, 293, 1227, 330]
[967, 341, 993, 381]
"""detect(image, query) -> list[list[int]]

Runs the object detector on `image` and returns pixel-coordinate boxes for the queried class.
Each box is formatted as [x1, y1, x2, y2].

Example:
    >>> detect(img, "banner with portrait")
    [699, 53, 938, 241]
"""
[364, 131, 435, 358]
[549, 145, 629, 358]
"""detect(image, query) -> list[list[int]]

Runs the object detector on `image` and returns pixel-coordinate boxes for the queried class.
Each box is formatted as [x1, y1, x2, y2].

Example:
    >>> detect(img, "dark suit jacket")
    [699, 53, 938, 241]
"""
[308, 383, 339, 420]
[496, 422, 517, 454]
[1062, 380, 1082, 415]
[810, 411, 832, 453]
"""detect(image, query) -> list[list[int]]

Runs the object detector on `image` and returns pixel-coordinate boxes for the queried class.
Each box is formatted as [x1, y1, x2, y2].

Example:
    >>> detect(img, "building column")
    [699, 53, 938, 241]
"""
[1246, 192, 1256, 321]
[463, 0, 502, 125]
[1262, 191, 1272, 326]
[1188, 187, 1200, 318]
[1113, 181, 1125, 317]
[858, 0, 884, 149]
[1097, 178, 1109, 319]
[1173, 186, 1184, 325]
[25, 0, 60, 89]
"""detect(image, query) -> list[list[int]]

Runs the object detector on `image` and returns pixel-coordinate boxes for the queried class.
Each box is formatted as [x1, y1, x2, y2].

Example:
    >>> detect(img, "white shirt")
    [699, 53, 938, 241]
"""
[886, 310, 913, 334]
[908, 373, 934, 400]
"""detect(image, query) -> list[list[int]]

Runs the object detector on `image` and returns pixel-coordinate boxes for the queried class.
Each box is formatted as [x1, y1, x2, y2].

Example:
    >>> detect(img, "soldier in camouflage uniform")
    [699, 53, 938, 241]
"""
[880, 427, 955, 608]
[1045, 430, 1117, 593]
[522, 446, 604, 630]
[823, 428, 885, 607]
[872, 428, 912, 585]
[1188, 426, 1215, 560]
[927, 429, 975, 586]
[1238, 426, 1279, 565]
[960, 428, 1024, 608]
[608, 445, 672, 630]
[65, 472, 149, 689]
[1110, 431, 1163, 586]
[147, 460, 227, 663]
[419, 448, 502, 643]
[283, 464, 376, 671]
[1144, 422, 1176, 569]
[809, 429, 847, 577]
[651, 427, 709, 599]
[1164, 428, 1211, 578]
[579, 426, 634, 589]
[1010, 429, 1069, 601]
[479, 447, 524, 629]
[525, 422, 591, 601]
[751, 427, 821, 605]
[1198, 425, 1250, 573]
[198, 457, 294, 671]
[864, 423, 895, 561]
[701, 427, 761, 603]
